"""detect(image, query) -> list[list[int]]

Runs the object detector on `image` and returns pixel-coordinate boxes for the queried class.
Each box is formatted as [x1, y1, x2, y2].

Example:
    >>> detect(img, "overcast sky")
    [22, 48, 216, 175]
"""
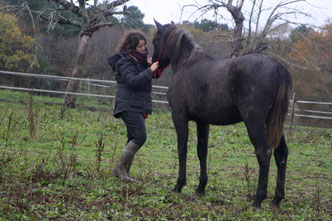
[126, 0, 332, 28]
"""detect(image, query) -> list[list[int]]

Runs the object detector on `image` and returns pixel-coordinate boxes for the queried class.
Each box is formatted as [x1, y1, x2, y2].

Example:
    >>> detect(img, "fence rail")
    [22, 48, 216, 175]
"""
[1, 70, 331, 128]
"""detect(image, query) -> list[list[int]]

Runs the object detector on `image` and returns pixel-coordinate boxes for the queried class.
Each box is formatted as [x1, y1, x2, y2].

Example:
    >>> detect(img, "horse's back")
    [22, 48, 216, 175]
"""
[224, 54, 290, 123]
[171, 54, 291, 125]
[226, 54, 290, 104]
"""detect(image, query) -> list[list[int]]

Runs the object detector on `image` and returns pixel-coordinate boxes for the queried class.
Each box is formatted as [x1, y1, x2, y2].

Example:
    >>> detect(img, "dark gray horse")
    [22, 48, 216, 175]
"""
[152, 21, 292, 209]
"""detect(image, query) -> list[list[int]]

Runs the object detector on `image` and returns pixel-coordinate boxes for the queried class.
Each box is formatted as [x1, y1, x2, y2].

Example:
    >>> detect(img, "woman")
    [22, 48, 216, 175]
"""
[108, 30, 159, 182]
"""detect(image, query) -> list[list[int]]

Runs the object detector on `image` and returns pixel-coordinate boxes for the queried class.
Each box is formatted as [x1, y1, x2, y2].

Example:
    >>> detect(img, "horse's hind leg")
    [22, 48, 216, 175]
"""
[171, 112, 189, 193]
[195, 122, 209, 195]
[271, 135, 288, 207]
[244, 121, 272, 208]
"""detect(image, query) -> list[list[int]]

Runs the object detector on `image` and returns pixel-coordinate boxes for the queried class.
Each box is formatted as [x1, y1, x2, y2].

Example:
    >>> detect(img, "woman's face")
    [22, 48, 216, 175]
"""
[136, 39, 146, 51]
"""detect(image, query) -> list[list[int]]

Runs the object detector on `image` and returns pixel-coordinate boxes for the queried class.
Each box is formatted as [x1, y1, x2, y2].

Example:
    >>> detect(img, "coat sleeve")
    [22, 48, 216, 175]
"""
[117, 58, 154, 89]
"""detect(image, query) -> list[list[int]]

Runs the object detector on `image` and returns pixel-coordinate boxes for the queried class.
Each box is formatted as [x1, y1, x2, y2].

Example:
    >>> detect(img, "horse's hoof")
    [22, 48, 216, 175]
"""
[195, 192, 205, 197]
[251, 202, 263, 211]
[195, 190, 205, 196]
[171, 187, 181, 193]
[270, 202, 280, 210]
[271, 197, 282, 207]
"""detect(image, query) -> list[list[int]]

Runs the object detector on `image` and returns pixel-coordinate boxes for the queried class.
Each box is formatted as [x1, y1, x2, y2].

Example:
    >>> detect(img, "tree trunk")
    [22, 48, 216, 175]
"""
[231, 16, 244, 57]
[64, 34, 91, 108]
[228, 7, 244, 58]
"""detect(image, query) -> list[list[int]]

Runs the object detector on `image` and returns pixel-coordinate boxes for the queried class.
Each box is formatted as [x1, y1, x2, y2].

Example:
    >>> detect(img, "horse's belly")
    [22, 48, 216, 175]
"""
[210, 116, 242, 125]
[192, 106, 242, 125]
[207, 112, 242, 125]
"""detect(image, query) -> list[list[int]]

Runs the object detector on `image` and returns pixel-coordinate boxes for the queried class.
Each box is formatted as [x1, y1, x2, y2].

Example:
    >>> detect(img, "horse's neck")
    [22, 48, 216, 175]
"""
[169, 31, 211, 73]
[171, 50, 190, 67]
[170, 44, 195, 71]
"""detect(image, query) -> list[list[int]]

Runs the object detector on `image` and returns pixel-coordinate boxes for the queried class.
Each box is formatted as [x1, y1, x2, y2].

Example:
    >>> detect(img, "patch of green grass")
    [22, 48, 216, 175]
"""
[0, 90, 331, 220]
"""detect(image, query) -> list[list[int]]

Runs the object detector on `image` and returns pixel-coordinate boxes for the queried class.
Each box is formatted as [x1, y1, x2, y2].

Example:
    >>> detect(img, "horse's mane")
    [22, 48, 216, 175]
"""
[167, 28, 209, 65]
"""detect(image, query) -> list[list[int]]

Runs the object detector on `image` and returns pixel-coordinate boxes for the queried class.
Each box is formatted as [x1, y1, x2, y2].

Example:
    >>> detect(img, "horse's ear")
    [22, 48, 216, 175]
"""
[171, 21, 175, 25]
[154, 19, 163, 31]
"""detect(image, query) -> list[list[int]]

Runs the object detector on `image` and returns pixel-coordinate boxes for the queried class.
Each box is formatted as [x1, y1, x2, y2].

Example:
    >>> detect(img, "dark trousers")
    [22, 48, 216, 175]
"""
[120, 112, 147, 147]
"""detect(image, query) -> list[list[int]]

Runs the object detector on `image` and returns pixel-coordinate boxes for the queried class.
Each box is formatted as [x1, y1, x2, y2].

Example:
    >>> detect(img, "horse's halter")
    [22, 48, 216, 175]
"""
[153, 28, 176, 78]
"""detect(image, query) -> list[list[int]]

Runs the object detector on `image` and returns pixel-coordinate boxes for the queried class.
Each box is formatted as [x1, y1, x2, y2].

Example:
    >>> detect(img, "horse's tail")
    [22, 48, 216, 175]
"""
[266, 65, 292, 150]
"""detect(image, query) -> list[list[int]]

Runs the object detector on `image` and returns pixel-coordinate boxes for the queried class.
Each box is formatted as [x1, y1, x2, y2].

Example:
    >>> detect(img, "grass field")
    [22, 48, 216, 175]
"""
[0, 90, 331, 220]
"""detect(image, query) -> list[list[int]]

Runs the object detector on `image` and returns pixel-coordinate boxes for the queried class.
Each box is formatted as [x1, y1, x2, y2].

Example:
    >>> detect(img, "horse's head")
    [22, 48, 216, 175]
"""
[152, 20, 177, 69]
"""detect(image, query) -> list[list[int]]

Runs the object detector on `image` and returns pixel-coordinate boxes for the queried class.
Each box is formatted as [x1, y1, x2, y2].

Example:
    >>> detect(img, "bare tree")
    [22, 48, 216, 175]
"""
[245, 0, 309, 54]
[47, 0, 129, 108]
[183, 0, 310, 57]
[12, 0, 130, 107]
[182, 0, 244, 58]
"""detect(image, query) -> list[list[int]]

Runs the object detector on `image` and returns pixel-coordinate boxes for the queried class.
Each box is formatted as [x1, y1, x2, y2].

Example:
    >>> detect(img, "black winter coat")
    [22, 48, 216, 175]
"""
[108, 51, 154, 118]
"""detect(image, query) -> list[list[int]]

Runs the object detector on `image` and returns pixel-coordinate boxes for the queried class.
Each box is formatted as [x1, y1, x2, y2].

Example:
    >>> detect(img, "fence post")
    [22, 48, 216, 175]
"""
[289, 93, 296, 134]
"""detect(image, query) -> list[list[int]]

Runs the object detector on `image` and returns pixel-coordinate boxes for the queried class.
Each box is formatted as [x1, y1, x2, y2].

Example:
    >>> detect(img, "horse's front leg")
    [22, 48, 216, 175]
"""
[196, 122, 209, 195]
[171, 112, 189, 193]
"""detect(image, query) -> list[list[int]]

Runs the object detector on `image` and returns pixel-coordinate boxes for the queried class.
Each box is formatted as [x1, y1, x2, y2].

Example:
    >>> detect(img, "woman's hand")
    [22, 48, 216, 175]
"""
[150, 62, 159, 72]
[147, 57, 152, 65]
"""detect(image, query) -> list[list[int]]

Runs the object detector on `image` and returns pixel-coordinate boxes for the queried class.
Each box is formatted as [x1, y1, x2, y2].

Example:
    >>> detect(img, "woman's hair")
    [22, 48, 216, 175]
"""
[118, 30, 147, 52]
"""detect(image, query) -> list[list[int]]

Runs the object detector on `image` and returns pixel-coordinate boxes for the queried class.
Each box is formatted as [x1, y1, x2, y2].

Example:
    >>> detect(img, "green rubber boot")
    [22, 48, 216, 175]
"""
[111, 141, 140, 182]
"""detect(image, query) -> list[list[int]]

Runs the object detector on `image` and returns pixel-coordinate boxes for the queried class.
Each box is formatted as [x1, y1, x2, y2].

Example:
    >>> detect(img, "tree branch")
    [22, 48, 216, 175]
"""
[84, 22, 114, 34]
[104, 0, 131, 10]
[102, 10, 128, 18]
[37, 9, 83, 29]
[247, 0, 256, 46]
[51, 0, 81, 16]
[185, 1, 244, 57]
[56, 16, 83, 27]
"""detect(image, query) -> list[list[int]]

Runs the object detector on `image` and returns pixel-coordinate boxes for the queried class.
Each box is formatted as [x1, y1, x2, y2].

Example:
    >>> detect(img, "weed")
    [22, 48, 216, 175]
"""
[59, 106, 66, 120]
[244, 162, 252, 202]
[5, 111, 13, 142]
[27, 92, 36, 138]
[0, 150, 13, 181]
[315, 175, 321, 220]
[55, 128, 80, 180]
[0, 103, 9, 127]
[95, 134, 105, 172]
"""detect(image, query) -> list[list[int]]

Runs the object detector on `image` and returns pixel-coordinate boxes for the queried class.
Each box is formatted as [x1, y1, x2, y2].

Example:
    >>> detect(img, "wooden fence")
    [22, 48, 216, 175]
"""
[1, 70, 331, 130]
